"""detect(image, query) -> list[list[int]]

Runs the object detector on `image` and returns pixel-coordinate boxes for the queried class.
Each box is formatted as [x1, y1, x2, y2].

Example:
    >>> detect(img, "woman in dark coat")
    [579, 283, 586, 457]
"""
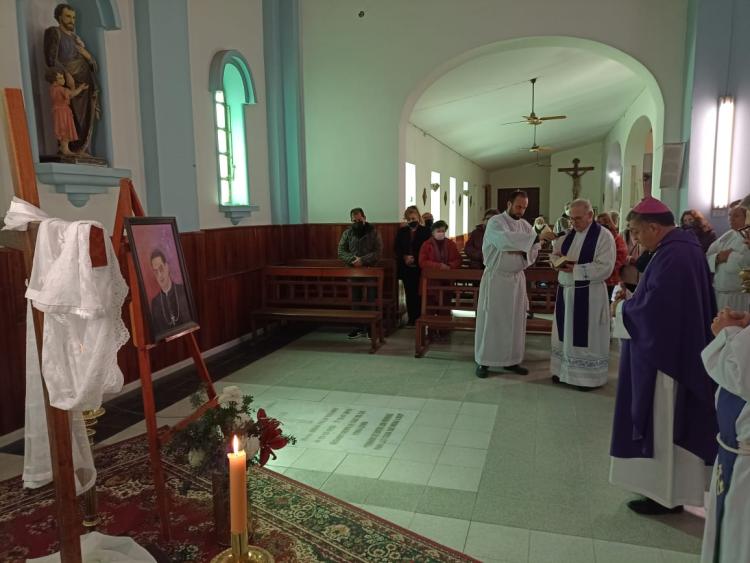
[464, 209, 500, 269]
[394, 206, 431, 325]
[680, 209, 717, 253]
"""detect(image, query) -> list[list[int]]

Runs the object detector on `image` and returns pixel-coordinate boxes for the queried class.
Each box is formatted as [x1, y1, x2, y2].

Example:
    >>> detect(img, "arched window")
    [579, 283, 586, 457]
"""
[209, 50, 258, 224]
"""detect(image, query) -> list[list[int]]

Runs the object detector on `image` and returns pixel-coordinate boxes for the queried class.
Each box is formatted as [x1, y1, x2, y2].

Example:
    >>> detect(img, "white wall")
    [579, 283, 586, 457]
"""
[187, 0, 272, 230]
[404, 123, 487, 233]
[0, 0, 25, 213]
[549, 141, 605, 220]
[0, 0, 146, 234]
[686, 0, 750, 235]
[601, 88, 662, 218]
[489, 162, 551, 220]
[301, 0, 688, 224]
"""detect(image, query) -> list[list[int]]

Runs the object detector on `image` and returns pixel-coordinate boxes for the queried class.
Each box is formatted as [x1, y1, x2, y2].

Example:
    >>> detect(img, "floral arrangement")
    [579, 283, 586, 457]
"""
[166, 385, 294, 474]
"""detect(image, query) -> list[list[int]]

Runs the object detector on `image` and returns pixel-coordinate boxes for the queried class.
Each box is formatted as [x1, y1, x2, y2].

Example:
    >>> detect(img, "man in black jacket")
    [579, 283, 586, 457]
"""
[338, 208, 382, 338]
[394, 206, 431, 325]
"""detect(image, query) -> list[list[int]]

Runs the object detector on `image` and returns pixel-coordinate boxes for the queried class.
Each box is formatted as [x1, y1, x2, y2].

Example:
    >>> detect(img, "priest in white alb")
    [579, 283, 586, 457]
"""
[610, 196, 717, 515]
[706, 204, 750, 311]
[549, 198, 615, 389]
[475, 190, 556, 377]
[700, 308, 750, 563]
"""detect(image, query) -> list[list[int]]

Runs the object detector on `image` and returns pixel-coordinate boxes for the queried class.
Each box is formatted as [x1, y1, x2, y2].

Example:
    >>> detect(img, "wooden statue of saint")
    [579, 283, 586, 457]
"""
[43, 3, 104, 163]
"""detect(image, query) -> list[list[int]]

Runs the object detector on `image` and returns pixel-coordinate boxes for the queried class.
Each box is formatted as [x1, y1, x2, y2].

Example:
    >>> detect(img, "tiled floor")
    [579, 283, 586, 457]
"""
[1, 328, 704, 562]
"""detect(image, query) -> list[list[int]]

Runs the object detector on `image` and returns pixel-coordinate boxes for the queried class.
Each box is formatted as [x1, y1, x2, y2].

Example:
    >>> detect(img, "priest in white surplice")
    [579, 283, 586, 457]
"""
[610, 196, 717, 516]
[700, 309, 750, 563]
[475, 190, 556, 378]
[549, 199, 615, 389]
[706, 204, 750, 311]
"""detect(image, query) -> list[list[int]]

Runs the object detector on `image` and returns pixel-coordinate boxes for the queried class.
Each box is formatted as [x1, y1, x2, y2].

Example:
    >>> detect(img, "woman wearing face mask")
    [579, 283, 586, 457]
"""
[394, 206, 432, 325]
[419, 220, 462, 270]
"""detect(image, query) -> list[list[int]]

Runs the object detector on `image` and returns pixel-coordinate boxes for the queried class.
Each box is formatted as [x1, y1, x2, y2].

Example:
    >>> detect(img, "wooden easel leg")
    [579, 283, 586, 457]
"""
[137, 347, 172, 540]
[44, 402, 83, 562]
[187, 332, 216, 399]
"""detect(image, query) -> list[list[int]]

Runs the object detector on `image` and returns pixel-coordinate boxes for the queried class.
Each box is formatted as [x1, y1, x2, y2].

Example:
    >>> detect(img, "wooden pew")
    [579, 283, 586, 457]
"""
[414, 269, 482, 357]
[414, 267, 557, 357]
[251, 266, 385, 353]
[526, 267, 558, 314]
[283, 258, 400, 333]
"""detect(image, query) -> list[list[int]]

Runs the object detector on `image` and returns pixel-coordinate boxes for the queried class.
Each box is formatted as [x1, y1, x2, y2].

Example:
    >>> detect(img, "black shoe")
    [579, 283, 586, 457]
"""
[347, 329, 364, 339]
[627, 498, 684, 515]
[551, 375, 561, 384]
[504, 364, 529, 375]
[573, 385, 595, 392]
[475, 364, 489, 379]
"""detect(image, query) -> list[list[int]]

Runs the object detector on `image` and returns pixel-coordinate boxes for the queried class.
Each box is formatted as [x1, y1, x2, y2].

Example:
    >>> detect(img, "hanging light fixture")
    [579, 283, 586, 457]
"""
[712, 96, 735, 210]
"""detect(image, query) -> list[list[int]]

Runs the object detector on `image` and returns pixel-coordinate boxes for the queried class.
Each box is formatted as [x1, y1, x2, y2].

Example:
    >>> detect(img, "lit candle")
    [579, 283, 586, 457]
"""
[227, 435, 247, 534]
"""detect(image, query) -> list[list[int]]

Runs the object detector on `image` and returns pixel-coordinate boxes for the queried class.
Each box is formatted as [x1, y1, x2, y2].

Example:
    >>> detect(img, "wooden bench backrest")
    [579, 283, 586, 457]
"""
[261, 266, 384, 311]
[419, 268, 482, 317]
[282, 259, 397, 303]
[525, 267, 558, 282]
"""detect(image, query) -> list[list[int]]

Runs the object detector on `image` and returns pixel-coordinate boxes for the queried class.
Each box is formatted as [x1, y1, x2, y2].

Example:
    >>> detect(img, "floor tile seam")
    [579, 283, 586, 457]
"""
[406, 512, 472, 551]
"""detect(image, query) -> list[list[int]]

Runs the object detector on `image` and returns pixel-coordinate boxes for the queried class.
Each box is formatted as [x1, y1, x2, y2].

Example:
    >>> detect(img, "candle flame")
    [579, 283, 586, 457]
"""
[232, 435, 239, 454]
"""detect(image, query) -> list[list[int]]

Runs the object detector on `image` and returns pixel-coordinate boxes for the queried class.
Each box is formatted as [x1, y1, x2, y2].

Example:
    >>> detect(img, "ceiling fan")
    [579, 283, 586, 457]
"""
[520, 125, 553, 153]
[524, 153, 552, 168]
[503, 78, 567, 126]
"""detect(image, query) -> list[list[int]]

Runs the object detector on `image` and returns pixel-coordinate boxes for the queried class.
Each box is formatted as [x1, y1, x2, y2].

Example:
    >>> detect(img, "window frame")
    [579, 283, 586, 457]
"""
[208, 50, 259, 224]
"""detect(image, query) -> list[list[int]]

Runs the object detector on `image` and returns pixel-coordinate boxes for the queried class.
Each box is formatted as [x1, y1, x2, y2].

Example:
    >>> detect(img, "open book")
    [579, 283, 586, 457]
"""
[550, 255, 575, 268]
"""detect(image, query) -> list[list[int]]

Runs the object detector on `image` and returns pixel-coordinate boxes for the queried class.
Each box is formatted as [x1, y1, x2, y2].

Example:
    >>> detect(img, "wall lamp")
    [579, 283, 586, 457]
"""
[712, 96, 734, 210]
[608, 171, 621, 188]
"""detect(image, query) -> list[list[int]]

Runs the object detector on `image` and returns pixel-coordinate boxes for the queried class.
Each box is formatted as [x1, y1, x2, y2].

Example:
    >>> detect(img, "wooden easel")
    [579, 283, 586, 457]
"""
[2, 88, 83, 562]
[111, 178, 218, 539]
[2, 87, 218, 558]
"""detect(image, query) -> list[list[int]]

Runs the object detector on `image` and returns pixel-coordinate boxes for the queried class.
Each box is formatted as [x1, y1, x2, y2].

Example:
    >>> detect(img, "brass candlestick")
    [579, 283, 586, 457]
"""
[81, 407, 105, 528]
[740, 268, 750, 293]
[210, 530, 274, 563]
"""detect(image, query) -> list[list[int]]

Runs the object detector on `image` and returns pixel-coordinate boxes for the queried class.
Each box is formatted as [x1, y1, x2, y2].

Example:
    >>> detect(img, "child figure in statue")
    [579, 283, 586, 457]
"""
[45, 69, 88, 156]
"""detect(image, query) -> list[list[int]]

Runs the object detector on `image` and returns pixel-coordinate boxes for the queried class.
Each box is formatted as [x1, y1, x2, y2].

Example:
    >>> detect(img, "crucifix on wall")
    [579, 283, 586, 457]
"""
[557, 158, 594, 200]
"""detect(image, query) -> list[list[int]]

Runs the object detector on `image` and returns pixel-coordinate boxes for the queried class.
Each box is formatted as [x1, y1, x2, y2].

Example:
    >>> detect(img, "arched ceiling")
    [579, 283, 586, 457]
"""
[410, 45, 646, 171]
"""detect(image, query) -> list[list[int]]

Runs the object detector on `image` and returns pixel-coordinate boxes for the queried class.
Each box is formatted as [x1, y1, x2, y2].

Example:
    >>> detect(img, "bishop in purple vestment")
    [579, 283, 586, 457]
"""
[610, 197, 718, 515]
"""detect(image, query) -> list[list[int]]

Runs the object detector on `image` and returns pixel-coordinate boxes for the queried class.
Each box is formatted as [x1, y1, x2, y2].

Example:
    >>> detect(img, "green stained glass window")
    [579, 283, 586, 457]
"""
[213, 60, 254, 207]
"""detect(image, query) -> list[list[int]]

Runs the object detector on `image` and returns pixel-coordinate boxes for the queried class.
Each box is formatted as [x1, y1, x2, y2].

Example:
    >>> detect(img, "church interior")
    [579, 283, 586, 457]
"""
[1, 0, 749, 562]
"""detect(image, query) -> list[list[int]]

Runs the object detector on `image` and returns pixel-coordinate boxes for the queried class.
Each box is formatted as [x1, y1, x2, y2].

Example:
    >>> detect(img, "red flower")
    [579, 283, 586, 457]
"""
[256, 408, 288, 466]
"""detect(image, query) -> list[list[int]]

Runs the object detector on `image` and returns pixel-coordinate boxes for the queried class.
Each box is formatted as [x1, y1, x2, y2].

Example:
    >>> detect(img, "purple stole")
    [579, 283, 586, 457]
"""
[555, 222, 601, 347]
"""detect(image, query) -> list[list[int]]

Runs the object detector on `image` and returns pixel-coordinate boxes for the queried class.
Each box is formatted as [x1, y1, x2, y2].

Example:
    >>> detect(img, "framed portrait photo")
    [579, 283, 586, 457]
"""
[124, 217, 199, 343]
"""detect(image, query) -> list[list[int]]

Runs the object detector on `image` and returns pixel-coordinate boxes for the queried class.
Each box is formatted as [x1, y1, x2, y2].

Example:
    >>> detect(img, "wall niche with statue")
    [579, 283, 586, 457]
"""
[17, 0, 130, 206]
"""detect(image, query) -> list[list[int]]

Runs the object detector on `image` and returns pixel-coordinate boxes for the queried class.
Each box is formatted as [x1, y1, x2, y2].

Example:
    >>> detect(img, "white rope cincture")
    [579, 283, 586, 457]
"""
[717, 433, 750, 456]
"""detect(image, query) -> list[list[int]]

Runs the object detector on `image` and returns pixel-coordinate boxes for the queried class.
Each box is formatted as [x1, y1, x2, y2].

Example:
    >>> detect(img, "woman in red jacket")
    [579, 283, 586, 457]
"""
[419, 220, 463, 270]
[596, 212, 628, 298]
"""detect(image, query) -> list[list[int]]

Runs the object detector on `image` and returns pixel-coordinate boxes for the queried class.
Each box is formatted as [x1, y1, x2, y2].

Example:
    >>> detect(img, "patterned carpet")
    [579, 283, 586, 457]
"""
[0, 432, 478, 562]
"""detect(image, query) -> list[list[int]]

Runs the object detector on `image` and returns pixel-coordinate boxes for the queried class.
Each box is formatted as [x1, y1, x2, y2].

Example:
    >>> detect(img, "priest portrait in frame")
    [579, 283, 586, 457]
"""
[125, 217, 198, 343]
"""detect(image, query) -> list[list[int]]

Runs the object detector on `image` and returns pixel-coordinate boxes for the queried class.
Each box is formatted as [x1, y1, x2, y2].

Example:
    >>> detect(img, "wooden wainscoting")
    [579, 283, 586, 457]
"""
[0, 222, 402, 435]
[0, 248, 28, 435]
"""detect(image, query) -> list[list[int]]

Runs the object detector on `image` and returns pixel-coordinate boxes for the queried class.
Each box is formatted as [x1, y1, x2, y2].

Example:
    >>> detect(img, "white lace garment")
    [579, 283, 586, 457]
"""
[3, 197, 129, 494]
